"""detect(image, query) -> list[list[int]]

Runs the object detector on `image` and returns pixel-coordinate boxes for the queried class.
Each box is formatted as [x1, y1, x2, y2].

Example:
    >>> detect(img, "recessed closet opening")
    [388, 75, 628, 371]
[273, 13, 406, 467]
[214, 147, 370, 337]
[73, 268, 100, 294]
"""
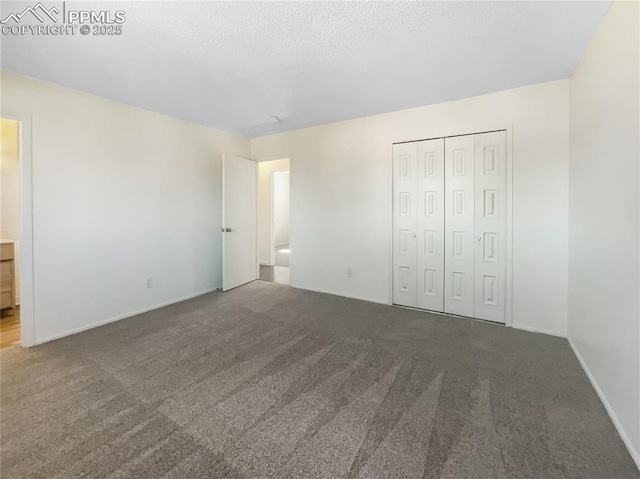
[392, 129, 512, 325]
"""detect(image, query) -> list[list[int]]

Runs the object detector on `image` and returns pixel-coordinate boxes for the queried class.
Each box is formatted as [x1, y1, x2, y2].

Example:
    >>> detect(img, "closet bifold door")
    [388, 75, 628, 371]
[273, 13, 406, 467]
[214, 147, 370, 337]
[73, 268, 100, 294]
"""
[416, 139, 445, 311]
[444, 135, 475, 317]
[474, 131, 507, 323]
[393, 142, 418, 307]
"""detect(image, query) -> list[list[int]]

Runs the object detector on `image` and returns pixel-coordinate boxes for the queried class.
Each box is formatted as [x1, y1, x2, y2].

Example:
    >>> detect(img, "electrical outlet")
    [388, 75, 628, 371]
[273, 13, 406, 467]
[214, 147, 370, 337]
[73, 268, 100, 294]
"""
[346, 268, 353, 278]
[146, 277, 153, 289]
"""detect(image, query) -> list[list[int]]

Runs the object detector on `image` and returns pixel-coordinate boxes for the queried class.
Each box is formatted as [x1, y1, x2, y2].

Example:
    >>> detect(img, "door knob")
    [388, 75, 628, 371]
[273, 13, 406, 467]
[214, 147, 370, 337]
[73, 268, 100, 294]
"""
[225, 228, 232, 232]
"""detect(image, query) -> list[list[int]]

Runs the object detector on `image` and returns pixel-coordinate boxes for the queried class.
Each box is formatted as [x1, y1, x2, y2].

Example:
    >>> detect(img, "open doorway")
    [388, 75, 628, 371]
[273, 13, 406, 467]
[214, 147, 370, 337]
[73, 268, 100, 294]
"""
[1, 118, 20, 348]
[258, 159, 290, 285]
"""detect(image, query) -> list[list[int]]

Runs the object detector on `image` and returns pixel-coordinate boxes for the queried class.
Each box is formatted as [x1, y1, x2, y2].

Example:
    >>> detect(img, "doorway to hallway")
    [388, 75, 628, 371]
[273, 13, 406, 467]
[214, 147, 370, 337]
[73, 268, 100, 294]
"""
[258, 160, 290, 285]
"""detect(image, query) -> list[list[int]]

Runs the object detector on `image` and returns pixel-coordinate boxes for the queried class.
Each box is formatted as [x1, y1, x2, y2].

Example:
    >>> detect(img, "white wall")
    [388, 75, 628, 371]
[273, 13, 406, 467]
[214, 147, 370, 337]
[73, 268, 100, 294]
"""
[258, 158, 289, 264]
[252, 79, 570, 336]
[0, 71, 250, 343]
[273, 171, 290, 247]
[1, 118, 20, 303]
[568, 1, 640, 467]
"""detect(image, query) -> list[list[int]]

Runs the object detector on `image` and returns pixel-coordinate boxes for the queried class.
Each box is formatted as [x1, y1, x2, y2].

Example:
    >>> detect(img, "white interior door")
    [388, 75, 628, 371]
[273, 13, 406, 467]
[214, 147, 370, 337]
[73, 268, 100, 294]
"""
[474, 131, 507, 322]
[223, 155, 257, 291]
[444, 135, 475, 317]
[416, 139, 445, 311]
[392, 143, 418, 307]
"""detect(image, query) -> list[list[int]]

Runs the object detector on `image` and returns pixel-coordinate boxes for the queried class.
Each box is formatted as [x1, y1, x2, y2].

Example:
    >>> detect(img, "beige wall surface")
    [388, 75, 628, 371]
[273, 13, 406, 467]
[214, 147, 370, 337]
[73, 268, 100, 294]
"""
[568, 1, 640, 467]
[252, 79, 570, 337]
[1, 71, 250, 343]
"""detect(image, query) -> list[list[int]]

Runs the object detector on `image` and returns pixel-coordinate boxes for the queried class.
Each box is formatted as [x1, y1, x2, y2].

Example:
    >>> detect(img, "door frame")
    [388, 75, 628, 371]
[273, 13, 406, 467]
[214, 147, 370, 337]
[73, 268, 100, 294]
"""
[389, 125, 513, 328]
[1, 111, 36, 347]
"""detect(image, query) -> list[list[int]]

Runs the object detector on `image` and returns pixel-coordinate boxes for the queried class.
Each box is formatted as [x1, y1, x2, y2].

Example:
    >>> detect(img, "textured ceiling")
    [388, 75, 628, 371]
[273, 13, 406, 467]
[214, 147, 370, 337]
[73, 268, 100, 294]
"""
[1, 1, 610, 138]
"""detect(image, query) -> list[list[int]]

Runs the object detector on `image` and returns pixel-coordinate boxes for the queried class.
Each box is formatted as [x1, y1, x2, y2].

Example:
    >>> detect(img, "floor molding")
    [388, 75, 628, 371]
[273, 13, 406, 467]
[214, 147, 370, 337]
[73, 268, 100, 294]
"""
[569, 338, 640, 470]
[33, 288, 217, 346]
[291, 284, 389, 306]
[511, 323, 567, 338]
[294, 287, 568, 339]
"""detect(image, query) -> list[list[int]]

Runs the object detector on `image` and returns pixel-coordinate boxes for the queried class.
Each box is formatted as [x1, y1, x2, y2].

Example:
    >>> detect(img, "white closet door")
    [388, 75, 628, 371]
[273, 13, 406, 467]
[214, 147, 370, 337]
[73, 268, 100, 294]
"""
[474, 131, 507, 322]
[444, 135, 475, 317]
[416, 139, 445, 311]
[393, 142, 418, 307]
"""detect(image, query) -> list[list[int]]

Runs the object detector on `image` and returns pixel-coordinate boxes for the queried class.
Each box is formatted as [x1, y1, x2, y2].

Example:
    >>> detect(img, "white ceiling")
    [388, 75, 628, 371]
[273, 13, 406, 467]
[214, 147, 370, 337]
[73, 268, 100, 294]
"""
[1, 1, 610, 138]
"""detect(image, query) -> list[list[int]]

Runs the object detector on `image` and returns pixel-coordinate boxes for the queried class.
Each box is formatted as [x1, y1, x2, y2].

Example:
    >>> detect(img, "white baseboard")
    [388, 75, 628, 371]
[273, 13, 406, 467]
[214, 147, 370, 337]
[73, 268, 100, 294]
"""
[569, 338, 640, 470]
[288, 287, 568, 339]
[511, 323, 567, 338]
[33, 288, 217, 346]
[290, 284, 389, 305]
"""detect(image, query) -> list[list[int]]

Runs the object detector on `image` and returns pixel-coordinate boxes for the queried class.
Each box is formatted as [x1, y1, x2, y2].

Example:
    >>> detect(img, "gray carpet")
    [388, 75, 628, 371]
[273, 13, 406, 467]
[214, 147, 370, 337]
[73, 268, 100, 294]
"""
[1, 281, 638, 478]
